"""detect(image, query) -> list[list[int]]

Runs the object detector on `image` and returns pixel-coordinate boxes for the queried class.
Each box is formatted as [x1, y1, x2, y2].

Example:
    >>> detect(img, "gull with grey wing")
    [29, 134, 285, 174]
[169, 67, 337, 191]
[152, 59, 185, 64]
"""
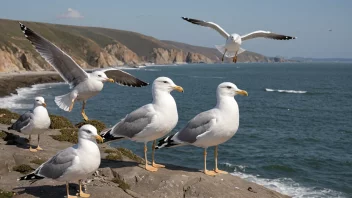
[19, 22, 148, 121]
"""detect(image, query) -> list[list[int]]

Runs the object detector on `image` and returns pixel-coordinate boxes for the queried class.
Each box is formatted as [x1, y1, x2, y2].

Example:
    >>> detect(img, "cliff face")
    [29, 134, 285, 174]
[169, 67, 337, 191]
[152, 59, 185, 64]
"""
[0, 19, 286, 72]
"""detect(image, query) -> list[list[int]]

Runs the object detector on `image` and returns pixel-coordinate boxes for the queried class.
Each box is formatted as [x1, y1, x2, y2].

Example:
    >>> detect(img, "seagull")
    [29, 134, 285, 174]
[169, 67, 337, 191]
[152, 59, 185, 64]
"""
[101, 77, 183, 172]
[19, 124, 103, 198]
[8, 97, 50, 152]
[156, 82, 248, 176]
[181, 17, 296, 63]
[19, 22, 149, 121]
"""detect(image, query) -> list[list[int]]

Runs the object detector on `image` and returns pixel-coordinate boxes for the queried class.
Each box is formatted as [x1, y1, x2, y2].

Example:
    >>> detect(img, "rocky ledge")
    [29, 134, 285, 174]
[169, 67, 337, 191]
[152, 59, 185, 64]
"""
[0, 109, 289, 198]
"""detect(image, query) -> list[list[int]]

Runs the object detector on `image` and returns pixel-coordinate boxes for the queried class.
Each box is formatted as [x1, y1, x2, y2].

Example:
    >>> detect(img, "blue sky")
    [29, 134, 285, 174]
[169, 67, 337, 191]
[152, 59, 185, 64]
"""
[1, 0, 351, 58]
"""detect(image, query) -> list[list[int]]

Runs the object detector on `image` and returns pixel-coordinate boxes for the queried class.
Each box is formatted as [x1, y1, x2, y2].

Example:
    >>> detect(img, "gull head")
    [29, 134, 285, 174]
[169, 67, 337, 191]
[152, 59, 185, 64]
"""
[91, 71, 114, 83]
[78, 124, 103, 143]
[229, 34, 241, 43]
[153, 77, 184, 93]
[34, 96, 47, 107]
[217, 82, 248, 97]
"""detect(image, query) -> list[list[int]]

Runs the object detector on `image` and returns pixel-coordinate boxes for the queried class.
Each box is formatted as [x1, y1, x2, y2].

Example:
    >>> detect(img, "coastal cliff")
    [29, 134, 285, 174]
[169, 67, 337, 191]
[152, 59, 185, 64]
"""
[0, 19, 291, 72]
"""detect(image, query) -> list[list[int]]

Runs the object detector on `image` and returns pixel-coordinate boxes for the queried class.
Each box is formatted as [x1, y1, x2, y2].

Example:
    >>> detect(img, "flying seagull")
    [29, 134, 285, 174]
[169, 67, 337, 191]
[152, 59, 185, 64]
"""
[181, 17, 296, 63]
[8, 97, 50, 152]
[101, 77, 183, 172]
[19, 124, 103, 198]
[156, 82, 248, 176]
[19, 22, 149, 121]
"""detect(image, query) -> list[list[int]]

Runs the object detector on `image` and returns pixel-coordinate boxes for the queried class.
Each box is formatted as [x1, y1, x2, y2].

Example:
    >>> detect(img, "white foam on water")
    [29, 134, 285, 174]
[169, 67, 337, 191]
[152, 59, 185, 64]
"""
[0, 82, 64, 110]
[265, 88, 307, 94]
[223, 163, 345, 198]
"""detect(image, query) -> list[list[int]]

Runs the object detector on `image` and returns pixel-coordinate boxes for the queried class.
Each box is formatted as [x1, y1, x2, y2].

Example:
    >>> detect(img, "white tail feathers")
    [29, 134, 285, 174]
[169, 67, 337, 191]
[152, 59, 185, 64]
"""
[55, 93, 73, 111]
[215, 45, 246, 58]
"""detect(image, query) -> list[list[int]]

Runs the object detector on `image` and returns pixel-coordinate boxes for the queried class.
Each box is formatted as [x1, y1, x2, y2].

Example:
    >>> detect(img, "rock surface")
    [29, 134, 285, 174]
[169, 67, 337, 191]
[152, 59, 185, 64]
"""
[0, 123, 290, 198]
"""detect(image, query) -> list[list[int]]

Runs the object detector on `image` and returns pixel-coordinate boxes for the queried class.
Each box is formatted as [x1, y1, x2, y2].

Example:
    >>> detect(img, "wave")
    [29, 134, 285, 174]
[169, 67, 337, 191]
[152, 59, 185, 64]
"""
[0, 82, 64, 110]
[223, 163, 345, 198]
[265, 88, 307, 94]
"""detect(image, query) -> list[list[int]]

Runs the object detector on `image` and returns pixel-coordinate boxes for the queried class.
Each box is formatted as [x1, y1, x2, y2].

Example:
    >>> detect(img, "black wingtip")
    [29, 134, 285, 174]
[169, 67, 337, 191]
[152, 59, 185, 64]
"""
[101, 128, 124, 142]
[19, 173, 44, 181]
[19, 22, 25, 30]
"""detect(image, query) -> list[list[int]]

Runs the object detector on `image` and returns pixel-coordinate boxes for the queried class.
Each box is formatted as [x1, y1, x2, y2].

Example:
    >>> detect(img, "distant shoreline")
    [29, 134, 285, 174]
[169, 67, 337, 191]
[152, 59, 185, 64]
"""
[0, 71, 63, 97]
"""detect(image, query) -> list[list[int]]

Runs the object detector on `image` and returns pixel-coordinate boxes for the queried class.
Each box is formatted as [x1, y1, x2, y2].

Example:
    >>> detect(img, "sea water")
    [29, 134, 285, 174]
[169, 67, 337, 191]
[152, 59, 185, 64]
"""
[2, 63, 351, 198]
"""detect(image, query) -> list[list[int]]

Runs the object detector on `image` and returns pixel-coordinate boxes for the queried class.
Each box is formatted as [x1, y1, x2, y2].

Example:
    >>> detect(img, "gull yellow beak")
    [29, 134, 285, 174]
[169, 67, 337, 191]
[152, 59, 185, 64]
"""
[42, 103, 47, 107]
[236, 90, 248, 96]
[95, 135, 104, 143]
[107, 78, 115, 83]
[173, 85, 184, 93]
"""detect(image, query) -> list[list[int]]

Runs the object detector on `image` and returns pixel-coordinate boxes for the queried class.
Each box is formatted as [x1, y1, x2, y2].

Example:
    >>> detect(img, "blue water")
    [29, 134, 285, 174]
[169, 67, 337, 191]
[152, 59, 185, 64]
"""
[2, 63, 352, 198]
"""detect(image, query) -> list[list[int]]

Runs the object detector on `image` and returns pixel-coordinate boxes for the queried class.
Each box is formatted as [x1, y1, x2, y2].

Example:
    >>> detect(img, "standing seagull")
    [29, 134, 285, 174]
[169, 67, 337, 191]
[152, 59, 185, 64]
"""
[19, 22, 148, 121]
[8, 97, 50, 152]
[19, 124, 103, 198]
[156, 82, 248, 176]
[181, 17, 296, 63]
[101, 77, 183, 172]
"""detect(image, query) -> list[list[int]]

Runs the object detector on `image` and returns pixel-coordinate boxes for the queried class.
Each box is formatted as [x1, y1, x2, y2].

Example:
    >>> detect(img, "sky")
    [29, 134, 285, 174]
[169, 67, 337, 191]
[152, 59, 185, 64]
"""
[1, 0, 351, 58]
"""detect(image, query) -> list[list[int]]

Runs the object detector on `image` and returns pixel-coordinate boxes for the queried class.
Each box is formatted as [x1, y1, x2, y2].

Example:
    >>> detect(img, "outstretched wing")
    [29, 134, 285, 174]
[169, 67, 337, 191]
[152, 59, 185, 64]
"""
[19, 22, 88, 87]
[182, 17, 230, 39]
[100, 68, 149, 87]
[241, 30, 296, 41]
[175, 109, 218, 144]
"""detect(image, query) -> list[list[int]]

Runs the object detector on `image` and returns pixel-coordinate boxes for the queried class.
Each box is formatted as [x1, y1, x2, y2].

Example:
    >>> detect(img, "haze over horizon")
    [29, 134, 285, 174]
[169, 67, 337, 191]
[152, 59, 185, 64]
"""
[1, 0, 351, 59]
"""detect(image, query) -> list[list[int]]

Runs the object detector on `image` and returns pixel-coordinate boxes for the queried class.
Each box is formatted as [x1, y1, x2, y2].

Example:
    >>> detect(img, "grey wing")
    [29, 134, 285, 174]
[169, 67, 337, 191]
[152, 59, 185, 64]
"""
[175, 110, 217, 144]
[8, 111, 32, 132]
[35, 147, 77, 179]
[241, 30, 296, 41]
[181, 17, 230, 38]
[19, 23, 88, 87]
[103, 69, 149, 87]
[110, 105, 155, 138]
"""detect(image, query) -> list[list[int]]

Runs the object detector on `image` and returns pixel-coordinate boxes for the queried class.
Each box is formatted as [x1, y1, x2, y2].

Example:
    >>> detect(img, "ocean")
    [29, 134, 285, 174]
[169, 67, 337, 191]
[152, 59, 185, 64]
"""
[1, 63, 351, 198]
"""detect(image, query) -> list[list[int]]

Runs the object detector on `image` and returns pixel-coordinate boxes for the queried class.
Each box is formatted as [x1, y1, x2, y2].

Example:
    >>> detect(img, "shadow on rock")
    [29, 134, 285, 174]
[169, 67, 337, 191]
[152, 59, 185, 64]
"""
[1, 130, 29, 149]
[101, 159, 199, 173]
[100, 159, 140, 169]
[14, 183, 79, 198]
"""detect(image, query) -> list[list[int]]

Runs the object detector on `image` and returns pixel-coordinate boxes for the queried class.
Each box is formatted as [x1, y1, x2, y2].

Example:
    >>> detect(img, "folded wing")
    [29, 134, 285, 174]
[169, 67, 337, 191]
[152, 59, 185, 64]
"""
[175, 110, 217, 144]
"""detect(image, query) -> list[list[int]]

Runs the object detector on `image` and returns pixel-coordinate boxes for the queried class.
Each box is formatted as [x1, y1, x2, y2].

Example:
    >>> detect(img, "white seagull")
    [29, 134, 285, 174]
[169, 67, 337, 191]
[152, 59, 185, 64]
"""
[8, 97, 50, 152]
[19, 124, 103, 198]
[182, 17, 296, 63]
[101, 77, 183, 172]
[156, 82, 248, 176]
[19, 22, 148, 121]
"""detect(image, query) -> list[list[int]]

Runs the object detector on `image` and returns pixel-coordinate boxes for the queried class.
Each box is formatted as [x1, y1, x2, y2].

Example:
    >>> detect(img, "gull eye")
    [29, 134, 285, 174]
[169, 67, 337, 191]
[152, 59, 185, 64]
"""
[98, 75, 102, 77]
[226, 86, 232, 89]
[36, 100, 39, 102]
[163, 81, 168, 83]
[85, 130, 92, 134]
